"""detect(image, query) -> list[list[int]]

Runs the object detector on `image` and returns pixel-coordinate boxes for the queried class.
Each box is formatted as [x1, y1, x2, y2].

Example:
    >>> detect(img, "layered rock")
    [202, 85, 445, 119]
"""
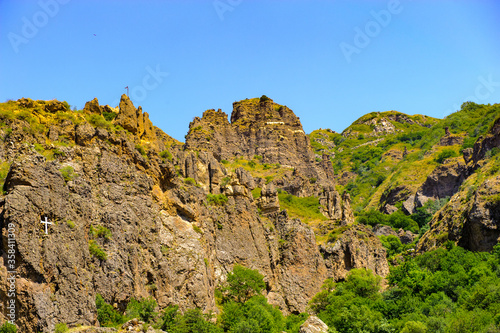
[185, 97, 331, 186]
[0, 97, 389, 332]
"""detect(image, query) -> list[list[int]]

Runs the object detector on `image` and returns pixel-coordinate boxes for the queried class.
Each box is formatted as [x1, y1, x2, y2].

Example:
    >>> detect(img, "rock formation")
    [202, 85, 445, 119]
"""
[0, 97, 387, 332]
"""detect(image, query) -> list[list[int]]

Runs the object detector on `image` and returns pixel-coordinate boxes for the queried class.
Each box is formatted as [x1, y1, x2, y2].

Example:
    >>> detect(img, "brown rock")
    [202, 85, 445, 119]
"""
[299, 315, 329, 333]
[116, 94, 138, 133]
[83, 98, 102, 114]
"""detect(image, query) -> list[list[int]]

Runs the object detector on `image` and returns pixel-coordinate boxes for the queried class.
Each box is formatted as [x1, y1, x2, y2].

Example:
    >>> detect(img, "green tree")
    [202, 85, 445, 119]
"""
[172, 308, 221, 333]
[96, 293, 126, 327]
[125, 297, 158, 323]
[400, 321, 427, 333]
[220, 264, 266, 303]
[343, 268, 381, 298]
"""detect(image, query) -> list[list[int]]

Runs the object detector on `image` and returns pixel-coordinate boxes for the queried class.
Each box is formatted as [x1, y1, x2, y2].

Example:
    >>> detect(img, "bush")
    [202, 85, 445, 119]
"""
[89, 240, 107, 260]
[0, 323, 17, 333]
[96, 294, 126, 327]
[125, 297, 158, 323]
[90, 225, 112, 240]
[259, 95, 271, 102]
[435, 149, 458, 164]
[102, 111, 117, 121]
[159, 150, 173, 161]
[66, 220, 75, 229]
[207, 193, 228, 206]
[59, 166, 75, 182]
[184, 177, 198, 186]
[278, 193, 327, 221]
[135, 144, 147, 157]
[219, 264, 266, 304]
[54, 323, 68, 333]
[86, 114, 111, 129]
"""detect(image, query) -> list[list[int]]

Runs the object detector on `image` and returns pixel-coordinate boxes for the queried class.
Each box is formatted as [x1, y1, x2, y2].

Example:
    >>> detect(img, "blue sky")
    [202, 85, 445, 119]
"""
[1, 0, 499, 141]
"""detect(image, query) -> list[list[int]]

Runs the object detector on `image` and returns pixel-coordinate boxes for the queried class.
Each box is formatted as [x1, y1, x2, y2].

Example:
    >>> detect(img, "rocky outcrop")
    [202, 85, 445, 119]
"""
[299, 315, 329, 333]
[418, 118, 500, 252]
[416, 159, 467, 203]
[319, 187, 354, 223]
[0, 97, 389, 332]
[320, 225, 389, 281]
[115, 95, 158, 145]
[185, 97, 331, 187]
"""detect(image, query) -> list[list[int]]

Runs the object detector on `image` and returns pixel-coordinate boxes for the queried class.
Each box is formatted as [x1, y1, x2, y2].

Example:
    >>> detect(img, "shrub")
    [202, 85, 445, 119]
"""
[220, 176, 231, 188]
[251, 187, 262, 199]
[90, 225, 112, 240]
[218, 264, 266, 303]
[125, 297, 158, 323]
[102, 111, 117, 121]
[135, 144, 147, 157]
[86, 114, 111, 129]
[0, 323, 17, 333]
[66, 220, 75, 229]
[59, 166, 75, 182]
[89, 240, 107, 260]
[159, 150, 173, 161]
[435, 148, 458, 164]
[96, 293, 126, 327]
[54, 323, 69, 333]
[207, 193, 228, 206]
[260, 95, 271, 102]
[184, 177, 198, 186]
[278, 193, 327, 221]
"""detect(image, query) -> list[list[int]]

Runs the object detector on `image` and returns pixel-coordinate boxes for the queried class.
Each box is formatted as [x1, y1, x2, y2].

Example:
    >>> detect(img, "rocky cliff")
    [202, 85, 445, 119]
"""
[0, 96, 388, 332]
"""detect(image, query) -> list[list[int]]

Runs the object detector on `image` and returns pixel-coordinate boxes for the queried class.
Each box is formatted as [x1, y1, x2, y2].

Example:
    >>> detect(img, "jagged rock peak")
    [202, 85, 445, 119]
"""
[231, 96, 303, 130]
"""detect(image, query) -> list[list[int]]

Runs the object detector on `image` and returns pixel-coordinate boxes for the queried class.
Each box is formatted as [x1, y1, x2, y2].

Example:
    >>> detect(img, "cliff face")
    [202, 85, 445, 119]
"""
[417, 116, 500, 253]
[185, 97, 334, 188]
[0, 97, 387, 332]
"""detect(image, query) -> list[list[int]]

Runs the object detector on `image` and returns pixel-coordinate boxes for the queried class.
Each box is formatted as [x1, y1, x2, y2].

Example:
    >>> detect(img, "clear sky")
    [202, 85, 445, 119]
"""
[1, 0, 499, 141]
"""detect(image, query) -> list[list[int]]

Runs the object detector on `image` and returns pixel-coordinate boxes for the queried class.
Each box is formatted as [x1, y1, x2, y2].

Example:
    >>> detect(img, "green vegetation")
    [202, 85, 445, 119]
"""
[218, 264, 266, 303]
[251, 187, 262, 199]
[135, 144, 147, 157]
[96, 293, 126, 327]
[159, 149, 173, 161]
[66, 219, 75, 229]
[0, 161, 11, 194]
[89, 240, 107, 260]
[207, 193, 228, 206]
[184, 177, 199, 187]
[260, 95, 271, 102]
[309, 103, 500, 211]
[59, 165, 75, 182]
[102, 110, 117, 121]
[90, 225, 112, 240]
[93, 263, 307, 333]
[435, 148, 459, 164]
[309, 245, 500, 333]
[357, 209, 419, 233]
[54, 323, 69, 333]
[126, 297, 158, 323]
[192, 225, 203, 234]
[0, 322, 17, 333]
[278, 192, 327, 222]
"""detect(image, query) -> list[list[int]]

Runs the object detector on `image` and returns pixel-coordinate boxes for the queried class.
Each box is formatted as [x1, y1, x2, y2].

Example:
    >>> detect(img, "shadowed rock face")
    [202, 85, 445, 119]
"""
[0, 97, 388, 332]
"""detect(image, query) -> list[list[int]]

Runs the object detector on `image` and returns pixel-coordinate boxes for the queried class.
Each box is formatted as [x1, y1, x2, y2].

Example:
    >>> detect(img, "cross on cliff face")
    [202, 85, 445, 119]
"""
[41, 217, 52, 235]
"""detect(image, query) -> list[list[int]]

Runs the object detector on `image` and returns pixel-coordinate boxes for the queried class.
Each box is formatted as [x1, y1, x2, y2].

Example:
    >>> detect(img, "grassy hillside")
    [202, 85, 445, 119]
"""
[309, 103, 500, 213]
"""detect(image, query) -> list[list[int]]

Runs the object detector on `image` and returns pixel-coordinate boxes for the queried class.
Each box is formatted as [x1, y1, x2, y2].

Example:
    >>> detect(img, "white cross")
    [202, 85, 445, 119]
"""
[41, 217, 52, 235]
